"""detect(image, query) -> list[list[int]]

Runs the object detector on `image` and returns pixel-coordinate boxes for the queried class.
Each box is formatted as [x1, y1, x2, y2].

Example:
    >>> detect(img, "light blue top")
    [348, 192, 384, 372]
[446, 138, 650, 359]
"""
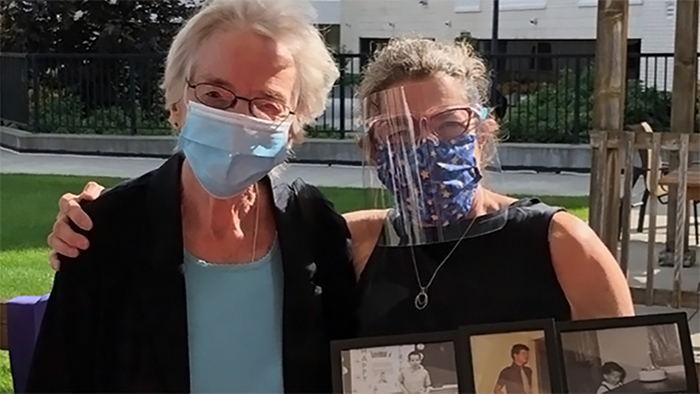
[183, 238, 284, 394]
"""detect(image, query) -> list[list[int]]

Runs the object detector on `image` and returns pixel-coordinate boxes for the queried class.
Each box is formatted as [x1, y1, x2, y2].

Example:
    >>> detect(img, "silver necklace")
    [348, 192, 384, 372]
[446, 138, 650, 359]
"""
[251, 183, 260, 263]
[410, 216, 479, 310]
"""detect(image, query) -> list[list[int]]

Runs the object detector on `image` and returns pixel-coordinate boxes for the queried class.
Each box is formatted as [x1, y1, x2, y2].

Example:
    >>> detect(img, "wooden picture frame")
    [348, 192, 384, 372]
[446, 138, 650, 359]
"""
[557, 312, 698, 394]
[457, 319, 564, 394]
[331, 331, 463, 394]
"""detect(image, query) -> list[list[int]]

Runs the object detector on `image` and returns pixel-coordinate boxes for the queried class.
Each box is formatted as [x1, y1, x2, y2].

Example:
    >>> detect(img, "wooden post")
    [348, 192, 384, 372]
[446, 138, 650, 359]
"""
[666, 0, 699, 259]
[590, 131, 609, 235]
[590, 0, 629, 253]
[644, 133, 661, 306]
[619, 131, 635, 275]
[673, 135, 690, 308]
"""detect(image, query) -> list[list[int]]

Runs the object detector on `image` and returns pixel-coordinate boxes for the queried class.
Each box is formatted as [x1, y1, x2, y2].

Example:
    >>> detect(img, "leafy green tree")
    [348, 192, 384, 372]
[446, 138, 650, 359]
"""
[1, 0, 200, 53]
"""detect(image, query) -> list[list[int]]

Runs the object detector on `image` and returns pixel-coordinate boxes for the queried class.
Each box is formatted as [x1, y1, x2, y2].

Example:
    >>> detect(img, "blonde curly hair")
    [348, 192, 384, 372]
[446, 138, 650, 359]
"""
[359, 37, 499, 165]
[359, 38, 491, 105]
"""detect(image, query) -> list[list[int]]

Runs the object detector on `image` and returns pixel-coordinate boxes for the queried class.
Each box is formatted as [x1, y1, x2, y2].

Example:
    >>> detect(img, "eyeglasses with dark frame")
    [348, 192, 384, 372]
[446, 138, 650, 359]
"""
[186, 79, 295, 122]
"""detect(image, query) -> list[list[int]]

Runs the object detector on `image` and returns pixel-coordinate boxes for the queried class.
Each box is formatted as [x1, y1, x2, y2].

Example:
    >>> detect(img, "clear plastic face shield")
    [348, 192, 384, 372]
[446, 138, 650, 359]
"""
[361, 79, 499, 246]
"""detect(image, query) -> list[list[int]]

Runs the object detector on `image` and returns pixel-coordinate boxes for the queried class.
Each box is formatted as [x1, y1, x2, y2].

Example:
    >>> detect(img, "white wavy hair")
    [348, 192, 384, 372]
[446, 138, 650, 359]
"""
[161, 0, 339, 144]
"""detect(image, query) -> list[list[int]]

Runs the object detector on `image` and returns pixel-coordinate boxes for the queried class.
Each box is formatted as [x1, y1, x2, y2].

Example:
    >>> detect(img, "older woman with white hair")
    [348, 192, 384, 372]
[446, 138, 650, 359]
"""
[27, 0, 356, 392]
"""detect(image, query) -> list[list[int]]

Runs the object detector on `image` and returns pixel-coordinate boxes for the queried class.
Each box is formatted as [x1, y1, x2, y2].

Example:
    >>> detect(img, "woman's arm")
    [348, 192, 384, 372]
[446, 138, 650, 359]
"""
[47, 182, 105, 270]
[549, 212, 635, 320]
[343, 209, 388, 278]
[295, 182, 357, 340]
[28, 203, 102, 393]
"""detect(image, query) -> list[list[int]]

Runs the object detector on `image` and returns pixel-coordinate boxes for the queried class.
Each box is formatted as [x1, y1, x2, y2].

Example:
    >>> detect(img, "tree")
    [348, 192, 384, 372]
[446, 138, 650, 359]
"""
[454, 31, 477, 49]
[0, 0, 203, 126]
[0, 0, 200, 53]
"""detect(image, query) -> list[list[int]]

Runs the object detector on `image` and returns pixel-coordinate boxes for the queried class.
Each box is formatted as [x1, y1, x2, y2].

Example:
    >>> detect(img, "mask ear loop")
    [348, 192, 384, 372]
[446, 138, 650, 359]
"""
[479, 107, 489, 121]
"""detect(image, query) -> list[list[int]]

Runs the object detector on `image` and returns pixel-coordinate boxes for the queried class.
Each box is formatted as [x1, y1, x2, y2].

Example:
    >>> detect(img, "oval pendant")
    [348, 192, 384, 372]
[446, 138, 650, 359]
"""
[414, 290, 429, 310]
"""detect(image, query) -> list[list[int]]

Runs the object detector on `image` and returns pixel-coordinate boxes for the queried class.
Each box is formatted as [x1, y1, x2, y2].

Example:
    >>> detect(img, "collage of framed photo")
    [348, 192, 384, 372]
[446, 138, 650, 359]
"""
[331, 312, 699, 394]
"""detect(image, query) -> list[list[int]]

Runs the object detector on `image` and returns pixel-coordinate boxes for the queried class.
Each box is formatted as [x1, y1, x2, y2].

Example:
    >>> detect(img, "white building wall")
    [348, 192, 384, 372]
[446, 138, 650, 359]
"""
[339, 0, 699, 52]
[311, 0, 342, 24]
[338, 0, 699, 90]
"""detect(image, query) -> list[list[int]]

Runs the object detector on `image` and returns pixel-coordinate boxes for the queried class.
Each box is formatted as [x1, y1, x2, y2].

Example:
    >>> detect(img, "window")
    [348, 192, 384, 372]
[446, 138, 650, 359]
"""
[529, 42, 552, 71]
[478, 40, 508, 74]
[316, 24, 340, 53]
[501, 0, 547, 11]
[454, 0, 480, 13]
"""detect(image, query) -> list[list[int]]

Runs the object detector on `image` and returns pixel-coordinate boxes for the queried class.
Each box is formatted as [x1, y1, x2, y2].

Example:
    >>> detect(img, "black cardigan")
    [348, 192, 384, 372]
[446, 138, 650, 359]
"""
[27, 154, 357, 393]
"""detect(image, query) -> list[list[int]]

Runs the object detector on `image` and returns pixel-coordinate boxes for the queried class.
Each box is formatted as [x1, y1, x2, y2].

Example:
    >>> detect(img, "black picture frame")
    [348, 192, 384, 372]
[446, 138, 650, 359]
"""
[457, 319, 564, 394]
[330, 330, 463, 394]
[557, 312, 698, 394]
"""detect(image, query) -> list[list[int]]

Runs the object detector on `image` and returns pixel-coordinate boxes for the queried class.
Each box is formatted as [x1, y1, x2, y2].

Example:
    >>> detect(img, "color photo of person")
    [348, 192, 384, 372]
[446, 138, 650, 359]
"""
[494, 344, 533, 394]
[470, 331, 552, 394]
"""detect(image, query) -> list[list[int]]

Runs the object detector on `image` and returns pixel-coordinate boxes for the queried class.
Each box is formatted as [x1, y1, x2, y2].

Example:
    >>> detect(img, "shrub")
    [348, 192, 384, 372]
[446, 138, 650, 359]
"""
[304, 123, 341, 138]
[29, 90, 171, 135]
[501, 66, 674, 143]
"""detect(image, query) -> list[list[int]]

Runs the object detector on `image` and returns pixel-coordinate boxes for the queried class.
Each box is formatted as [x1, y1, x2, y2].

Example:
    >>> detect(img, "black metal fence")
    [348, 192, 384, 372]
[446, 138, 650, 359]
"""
[1, 52, 697, 142]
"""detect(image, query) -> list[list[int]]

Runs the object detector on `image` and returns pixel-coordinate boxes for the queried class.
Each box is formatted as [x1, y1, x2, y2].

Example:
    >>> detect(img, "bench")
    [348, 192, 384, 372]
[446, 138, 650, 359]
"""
[0, 295, 49, 394]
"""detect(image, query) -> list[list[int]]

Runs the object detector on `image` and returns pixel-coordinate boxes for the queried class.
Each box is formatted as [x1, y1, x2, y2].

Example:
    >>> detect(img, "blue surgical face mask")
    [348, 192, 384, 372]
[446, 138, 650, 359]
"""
[178, 101, 291, 199]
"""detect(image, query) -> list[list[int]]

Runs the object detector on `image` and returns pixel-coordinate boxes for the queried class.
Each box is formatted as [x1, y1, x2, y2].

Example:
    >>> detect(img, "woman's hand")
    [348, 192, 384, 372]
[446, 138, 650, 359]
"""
[48, 182, 105, 271]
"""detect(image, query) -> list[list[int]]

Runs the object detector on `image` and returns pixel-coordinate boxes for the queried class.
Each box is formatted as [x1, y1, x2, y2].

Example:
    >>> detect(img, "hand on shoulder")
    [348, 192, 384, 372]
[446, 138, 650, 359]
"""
[48, 181, 105, 271]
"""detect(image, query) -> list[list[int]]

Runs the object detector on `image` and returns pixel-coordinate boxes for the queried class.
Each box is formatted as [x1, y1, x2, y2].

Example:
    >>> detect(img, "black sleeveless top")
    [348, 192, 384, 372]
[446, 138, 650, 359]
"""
[355, 198, 572, 337]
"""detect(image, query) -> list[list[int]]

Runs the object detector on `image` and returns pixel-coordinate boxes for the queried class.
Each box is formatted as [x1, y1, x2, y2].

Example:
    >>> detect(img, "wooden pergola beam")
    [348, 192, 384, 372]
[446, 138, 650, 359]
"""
[589, 0, 629, 254]
[670, 0, 699, 135]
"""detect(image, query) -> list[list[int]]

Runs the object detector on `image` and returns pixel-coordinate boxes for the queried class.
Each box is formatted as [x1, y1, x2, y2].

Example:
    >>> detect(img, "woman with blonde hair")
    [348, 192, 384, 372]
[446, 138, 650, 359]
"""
[45, 36, 633, 384]
[345, 38, 633, 336]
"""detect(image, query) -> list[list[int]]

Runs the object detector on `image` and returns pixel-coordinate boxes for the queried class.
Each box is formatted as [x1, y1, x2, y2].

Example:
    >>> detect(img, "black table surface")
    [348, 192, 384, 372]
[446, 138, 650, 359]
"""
[608, 372, 688, 393]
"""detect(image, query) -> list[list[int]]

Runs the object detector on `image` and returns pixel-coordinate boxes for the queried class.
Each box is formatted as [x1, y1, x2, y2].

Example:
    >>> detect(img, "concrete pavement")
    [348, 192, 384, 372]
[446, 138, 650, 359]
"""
[1, 147, 592, 196]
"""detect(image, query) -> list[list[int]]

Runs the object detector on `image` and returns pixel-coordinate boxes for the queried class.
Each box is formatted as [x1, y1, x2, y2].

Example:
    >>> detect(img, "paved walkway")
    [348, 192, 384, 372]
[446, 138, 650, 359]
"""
[1, 147, 592, 196]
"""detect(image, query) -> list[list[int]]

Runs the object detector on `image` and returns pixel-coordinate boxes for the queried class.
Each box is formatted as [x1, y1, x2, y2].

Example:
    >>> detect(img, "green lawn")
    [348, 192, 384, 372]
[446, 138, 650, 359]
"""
[0, 174, 589, 392]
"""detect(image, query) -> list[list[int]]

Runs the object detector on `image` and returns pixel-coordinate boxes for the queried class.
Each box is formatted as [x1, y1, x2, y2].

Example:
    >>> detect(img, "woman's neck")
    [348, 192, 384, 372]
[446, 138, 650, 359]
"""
[180, 162, 275, 263]
[181, 162, 259, 237]
[467, 186, 517, 218]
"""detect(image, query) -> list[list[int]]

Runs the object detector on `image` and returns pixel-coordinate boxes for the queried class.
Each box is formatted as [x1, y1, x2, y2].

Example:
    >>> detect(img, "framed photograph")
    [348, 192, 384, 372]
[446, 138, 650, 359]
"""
[331, 331, 461, 394]
[458, 319, 564, 394]
[557, 312, 698, 394]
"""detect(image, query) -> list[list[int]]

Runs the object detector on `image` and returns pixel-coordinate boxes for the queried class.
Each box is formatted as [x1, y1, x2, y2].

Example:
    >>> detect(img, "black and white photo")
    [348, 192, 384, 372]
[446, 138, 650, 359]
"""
[332, 332, 460, 394]
[558, 313, 698, 394]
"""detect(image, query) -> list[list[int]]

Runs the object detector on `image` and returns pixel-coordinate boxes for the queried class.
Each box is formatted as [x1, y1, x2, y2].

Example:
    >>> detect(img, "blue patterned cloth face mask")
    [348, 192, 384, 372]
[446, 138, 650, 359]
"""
[375, 133, 483, 227]
[178, 101, 290, 199]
